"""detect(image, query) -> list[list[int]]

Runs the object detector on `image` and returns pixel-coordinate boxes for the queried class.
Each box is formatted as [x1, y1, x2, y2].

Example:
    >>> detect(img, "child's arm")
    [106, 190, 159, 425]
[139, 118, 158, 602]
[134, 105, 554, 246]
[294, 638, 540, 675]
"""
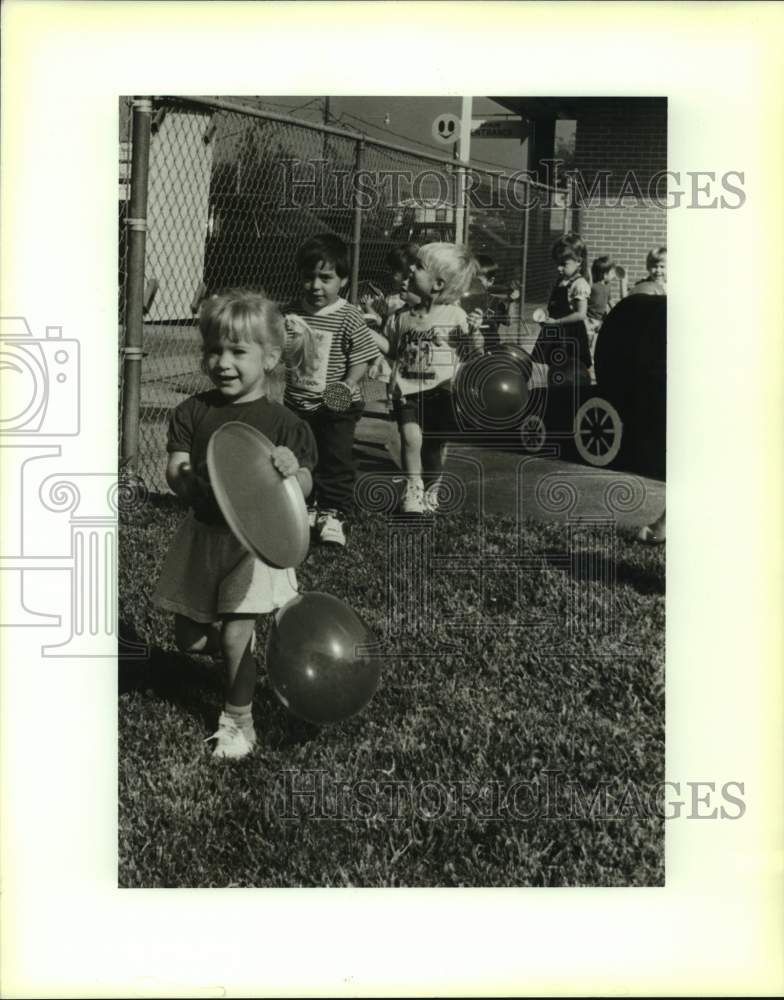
[344, 361, 370, 389]
[466, 309, 485, 336]
[341, 307, 383, 388]
[544, 297, 588, 326]
[166, 451, 210, 505]
[166, 451, 192, 499]
[369, 328, 390, 355]
[368, 314, 397, 380]
[295, 467, 313, 498]
[363, 309, 383, 330]
[463, 313, 485, 356]
[360, 296, 383, 330]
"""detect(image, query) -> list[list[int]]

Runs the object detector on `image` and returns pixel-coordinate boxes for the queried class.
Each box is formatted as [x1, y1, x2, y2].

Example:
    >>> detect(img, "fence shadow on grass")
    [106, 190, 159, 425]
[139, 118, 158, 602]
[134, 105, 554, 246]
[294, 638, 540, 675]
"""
[118, 619, 223, 729]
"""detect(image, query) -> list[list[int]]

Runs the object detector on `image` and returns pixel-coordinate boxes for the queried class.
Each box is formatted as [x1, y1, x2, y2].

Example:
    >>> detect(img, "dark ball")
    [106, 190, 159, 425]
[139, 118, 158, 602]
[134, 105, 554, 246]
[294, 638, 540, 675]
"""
[266, 592, 380, 725]
[455, 353, 530, 429]
[490, 343, 533, 382]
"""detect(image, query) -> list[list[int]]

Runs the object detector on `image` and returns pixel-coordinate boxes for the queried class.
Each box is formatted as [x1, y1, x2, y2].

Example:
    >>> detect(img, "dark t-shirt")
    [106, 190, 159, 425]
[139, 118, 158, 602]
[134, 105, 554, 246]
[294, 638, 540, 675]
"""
[587, 283, 611, 321]
[167, 390, 318, 524]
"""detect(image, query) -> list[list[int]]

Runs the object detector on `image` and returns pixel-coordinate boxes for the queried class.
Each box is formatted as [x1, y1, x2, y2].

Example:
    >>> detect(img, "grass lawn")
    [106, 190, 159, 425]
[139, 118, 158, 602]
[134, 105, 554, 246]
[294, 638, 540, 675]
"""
[119, 495, 665, 888]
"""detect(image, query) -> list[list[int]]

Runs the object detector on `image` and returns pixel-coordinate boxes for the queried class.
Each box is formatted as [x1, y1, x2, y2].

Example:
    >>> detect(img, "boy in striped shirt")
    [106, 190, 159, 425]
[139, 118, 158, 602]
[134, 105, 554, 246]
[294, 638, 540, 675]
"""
[283, 234, 378, 548]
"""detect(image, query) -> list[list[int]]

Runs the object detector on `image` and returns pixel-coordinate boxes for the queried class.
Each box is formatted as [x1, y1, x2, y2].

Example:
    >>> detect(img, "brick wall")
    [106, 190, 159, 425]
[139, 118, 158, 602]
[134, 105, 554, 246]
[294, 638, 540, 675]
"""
[570, 98, 667, 286]
[577, 201, 666, 286]
[573, 98, 667, 198]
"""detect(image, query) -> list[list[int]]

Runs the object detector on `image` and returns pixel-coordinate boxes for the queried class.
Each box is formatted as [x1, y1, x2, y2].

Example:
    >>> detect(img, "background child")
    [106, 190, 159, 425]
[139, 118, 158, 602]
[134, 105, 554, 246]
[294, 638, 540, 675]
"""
[632, 246, 667, 295]
[638, 507, 666, 544]
[374, 242, 482, 513]
[360, 244, 420, 330]
[153, 290, 318, 760]
[586, 254, 617, 360]
[362, 245, 422, 393]
[536, 233, 593, 386]
[462, 253, 509, 353]
[283, 233, 379, 548]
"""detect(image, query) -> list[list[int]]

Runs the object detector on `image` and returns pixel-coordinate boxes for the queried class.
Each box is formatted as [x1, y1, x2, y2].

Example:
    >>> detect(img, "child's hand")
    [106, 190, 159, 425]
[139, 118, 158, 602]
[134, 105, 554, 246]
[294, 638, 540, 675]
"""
[368, 354, 385, 380]
[181, 466, 213, 504]
[469, 329, 485, 356]
[362, 309, 383, 329]
[181, 467, 218, 518]
[271, 446, 299, 478]
[467, 308, 484, 331]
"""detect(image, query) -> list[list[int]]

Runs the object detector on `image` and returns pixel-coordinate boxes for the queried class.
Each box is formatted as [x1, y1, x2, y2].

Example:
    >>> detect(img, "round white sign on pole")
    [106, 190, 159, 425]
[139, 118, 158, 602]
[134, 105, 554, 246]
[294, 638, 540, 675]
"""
[432, 113, 460, 145]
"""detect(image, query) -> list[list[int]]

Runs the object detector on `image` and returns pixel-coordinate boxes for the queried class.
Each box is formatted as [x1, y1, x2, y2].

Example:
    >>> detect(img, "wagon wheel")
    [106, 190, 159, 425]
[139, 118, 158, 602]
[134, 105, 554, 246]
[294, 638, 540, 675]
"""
[574, 397, 623, 467]
[519, 414, 547, 454]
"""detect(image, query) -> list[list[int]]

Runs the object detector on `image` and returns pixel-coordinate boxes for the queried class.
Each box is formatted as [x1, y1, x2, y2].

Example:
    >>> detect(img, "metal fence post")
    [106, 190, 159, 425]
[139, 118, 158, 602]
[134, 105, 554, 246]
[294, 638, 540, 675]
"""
[349, 137, 365, 304]
[562, 174, 571, 232]
[570, 173, 581, 241]
[454, 163, 467, 245]
[120, 97, 152, 470]
[518, 180, 530, 342]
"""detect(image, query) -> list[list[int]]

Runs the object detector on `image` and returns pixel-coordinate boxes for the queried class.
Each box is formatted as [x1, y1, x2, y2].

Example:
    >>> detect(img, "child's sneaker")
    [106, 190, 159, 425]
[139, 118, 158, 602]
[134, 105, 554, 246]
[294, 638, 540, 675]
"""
[307, 506, 319, 530]
[401, 480, 425, 514]
[205, 711, 256, 760]
[424, 483, 442, 513]
[318, 509, 347, 547]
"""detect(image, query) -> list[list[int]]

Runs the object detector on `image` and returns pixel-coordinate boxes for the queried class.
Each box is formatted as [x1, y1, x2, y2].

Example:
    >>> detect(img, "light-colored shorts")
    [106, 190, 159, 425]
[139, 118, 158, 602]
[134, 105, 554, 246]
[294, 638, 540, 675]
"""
[152, 513, 298, 623]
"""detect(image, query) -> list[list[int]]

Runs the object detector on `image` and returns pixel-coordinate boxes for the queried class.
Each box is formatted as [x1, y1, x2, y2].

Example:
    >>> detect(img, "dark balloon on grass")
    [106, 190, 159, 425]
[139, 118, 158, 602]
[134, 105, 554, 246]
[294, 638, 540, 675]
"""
[266, 592, 380, 725]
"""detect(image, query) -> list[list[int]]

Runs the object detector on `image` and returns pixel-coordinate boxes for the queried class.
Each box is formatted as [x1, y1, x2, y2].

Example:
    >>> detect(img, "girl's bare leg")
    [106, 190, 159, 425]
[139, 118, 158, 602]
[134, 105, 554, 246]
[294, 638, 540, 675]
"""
[220, 614, 258, 708]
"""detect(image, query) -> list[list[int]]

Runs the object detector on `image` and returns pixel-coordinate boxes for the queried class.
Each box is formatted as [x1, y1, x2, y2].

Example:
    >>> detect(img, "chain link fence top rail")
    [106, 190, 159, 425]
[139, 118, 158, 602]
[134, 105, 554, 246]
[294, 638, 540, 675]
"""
[120, 96, 566, 491]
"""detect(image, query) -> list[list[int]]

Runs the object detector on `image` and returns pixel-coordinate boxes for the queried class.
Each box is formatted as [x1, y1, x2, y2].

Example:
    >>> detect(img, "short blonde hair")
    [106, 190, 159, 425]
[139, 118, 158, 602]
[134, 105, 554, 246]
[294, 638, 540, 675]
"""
[419, 242, 477, 304]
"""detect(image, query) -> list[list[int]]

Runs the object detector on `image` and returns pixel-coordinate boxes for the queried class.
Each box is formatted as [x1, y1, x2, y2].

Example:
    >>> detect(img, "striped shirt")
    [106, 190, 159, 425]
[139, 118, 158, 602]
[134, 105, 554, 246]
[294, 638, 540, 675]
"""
[283, 298, 378, 413]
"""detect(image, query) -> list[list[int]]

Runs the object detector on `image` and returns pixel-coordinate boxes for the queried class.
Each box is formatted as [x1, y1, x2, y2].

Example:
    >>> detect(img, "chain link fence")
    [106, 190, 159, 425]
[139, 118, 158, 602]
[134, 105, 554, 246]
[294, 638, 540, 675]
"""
[118, 97, 133, 454]
[119, 96, 567, 491]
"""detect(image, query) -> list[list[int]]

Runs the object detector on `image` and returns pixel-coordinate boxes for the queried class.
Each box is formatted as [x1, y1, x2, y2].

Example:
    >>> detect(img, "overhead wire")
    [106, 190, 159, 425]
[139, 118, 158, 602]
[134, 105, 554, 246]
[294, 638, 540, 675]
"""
[336, 108, 530, 175]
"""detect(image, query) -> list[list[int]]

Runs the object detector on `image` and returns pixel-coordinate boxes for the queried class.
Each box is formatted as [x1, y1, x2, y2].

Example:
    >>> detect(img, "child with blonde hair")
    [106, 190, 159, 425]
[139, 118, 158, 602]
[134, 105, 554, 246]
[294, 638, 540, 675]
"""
[153, 290, 318, 759]
[373, 242, 483, 513]
[632, 246, 667, 295]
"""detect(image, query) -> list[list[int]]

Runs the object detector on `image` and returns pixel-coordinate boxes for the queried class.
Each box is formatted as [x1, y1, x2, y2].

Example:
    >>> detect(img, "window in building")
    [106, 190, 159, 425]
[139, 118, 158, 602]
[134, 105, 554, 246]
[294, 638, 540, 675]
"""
[554, 119, 577, 174]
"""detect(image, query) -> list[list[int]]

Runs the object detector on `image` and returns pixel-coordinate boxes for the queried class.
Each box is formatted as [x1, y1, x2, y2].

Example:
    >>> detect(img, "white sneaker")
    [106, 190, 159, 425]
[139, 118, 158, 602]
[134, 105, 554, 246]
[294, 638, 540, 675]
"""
[402, 480, 425, 514]
[318, 510, 347, 547]
[307, 506, 319, 529]
[206, 711, 256, 760]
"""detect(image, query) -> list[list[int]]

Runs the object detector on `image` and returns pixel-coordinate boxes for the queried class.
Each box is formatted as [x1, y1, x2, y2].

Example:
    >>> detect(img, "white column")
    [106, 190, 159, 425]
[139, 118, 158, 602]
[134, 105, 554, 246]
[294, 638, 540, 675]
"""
[454, 96, 473, 245]
[38, 474, 148, 658]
